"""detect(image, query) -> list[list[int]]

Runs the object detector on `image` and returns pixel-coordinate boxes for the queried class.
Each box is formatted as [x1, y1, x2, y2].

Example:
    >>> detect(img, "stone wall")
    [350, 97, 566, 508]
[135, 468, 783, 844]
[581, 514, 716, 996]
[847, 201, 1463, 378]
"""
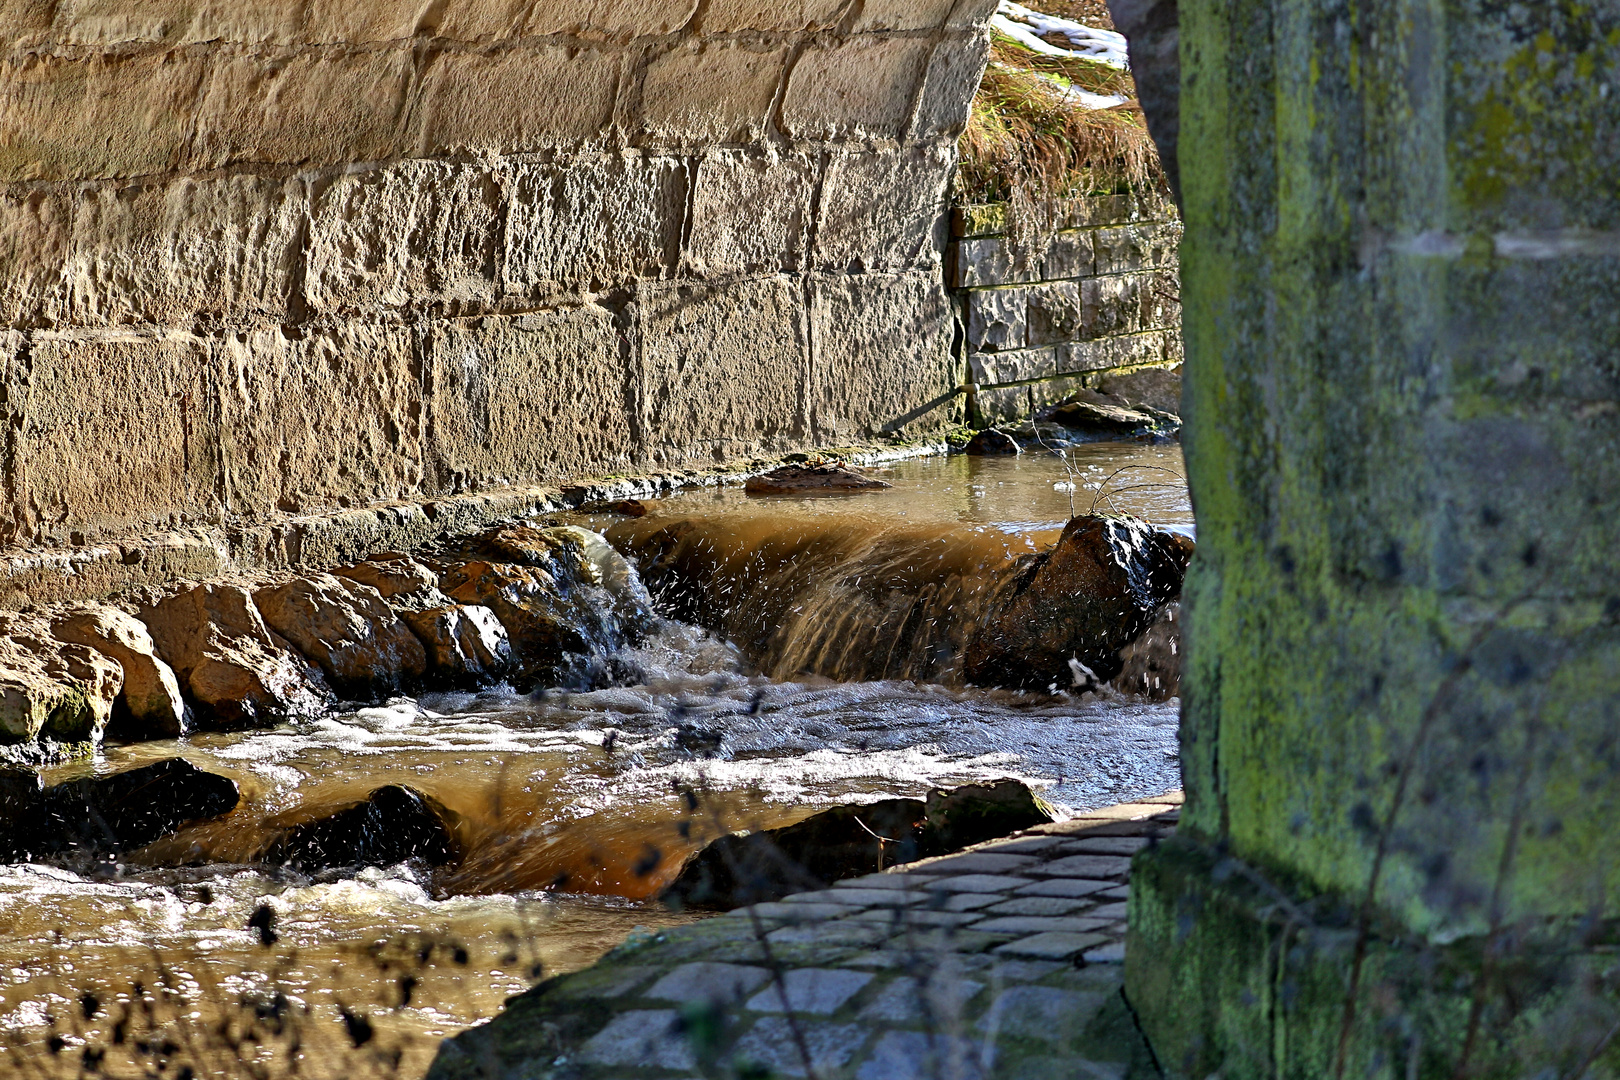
[950, 191, 1182, 425]
[0, 0, 997, 553]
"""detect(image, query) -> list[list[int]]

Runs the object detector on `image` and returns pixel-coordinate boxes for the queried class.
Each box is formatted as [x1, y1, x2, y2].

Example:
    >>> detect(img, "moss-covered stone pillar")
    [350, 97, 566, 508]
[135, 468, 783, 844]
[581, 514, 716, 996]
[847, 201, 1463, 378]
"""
[1127, 2, 1620, 1076]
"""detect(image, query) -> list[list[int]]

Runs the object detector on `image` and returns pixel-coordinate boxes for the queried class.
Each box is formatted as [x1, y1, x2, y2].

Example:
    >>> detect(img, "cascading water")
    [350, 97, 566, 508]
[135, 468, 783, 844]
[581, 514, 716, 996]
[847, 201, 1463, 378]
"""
[0, 446, 1191, 1078]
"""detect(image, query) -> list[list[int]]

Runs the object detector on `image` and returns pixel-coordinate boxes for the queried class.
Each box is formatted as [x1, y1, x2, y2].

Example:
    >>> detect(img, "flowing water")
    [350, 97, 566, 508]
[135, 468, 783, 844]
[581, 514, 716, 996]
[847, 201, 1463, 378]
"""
[0, 446, 1190, 1078]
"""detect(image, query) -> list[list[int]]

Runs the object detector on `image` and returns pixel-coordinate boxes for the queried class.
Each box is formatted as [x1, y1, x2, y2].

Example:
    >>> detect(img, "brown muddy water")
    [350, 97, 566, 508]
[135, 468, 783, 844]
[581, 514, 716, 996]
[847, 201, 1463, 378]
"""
[0, 446, 1190, 1079]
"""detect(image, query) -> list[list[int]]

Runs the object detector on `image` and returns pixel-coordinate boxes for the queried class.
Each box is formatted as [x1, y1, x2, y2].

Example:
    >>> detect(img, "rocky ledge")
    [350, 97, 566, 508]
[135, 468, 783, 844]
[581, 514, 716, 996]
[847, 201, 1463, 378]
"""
[0, 524, 653, 761]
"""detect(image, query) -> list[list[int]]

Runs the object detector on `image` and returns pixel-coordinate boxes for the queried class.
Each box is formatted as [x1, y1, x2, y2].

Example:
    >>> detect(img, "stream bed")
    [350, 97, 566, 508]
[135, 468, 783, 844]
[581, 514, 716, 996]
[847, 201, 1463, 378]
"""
[0, 445, 1190, 1078]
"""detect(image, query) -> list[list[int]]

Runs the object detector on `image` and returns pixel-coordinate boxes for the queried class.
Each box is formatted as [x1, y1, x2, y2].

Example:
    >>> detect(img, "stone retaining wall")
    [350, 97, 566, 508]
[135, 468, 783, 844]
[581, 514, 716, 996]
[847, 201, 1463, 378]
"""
[0, 0, 996, 551]
[951, 193, 1182, 425]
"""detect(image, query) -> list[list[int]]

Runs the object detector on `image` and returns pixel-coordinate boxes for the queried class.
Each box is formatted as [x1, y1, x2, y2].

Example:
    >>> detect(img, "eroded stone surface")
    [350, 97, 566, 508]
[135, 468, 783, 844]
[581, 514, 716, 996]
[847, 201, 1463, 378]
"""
[51, 606, 187, 738]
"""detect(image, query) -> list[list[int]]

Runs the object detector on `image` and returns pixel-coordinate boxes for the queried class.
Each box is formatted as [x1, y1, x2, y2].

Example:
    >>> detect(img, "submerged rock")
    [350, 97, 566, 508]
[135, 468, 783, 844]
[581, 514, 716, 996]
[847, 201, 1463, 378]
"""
[0, 613, 122, 751]
[51, 607, 188, 739]
[254, 574, 429, 699]
[0, 758, 239, 861]
[662, 779, 1058, 910]
[1112, 602, 1181, 700]
[141, 584, 332, 731]
[964, 428, 1021, 455]
[265, 785, 460, 873]
[744, 464, 892, 494]
[965, 514, 1193, 689]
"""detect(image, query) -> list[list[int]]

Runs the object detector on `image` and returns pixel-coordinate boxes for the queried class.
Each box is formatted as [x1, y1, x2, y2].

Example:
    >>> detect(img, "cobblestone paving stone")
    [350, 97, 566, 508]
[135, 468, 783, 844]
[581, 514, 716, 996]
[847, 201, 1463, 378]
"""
[430, 793, 1180, 1080]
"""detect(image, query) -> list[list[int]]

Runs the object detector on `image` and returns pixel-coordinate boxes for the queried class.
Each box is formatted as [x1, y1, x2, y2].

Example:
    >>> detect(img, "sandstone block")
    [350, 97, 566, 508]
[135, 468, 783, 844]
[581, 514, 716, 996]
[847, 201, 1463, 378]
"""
[685, 150, 815, 276]
[187, 49, 414, 172]
[815, 146, 952, 272]
[51, 606, 187, 738]
[0, 51, 197, 182]
[48, 1, 306, 47]
[0, 613, 121, 745]
[141, 583, 330, 731]
[637, 40, 788, 146]
[415, 44, 620, 157]
[637, 278, 809, 460]
[306, 160, 500, 316]
[781, 37, 933, 141]
[0, 189, 72, 325]
[436, 559, 592, 689]
[522, 0, 699, 36]
[401, 604, 511, 683]
[854, 0, 976, 30]
[218, 324, 424, 520]
[1026, 280, 1085, 345]
[697, 0, 844, 32]
[965, 287, 1025, 351]
[810, 273, 958, 440]
[333, 556, 442, 603]
[909, 34, 990, 138]
[17, 331, 221, 545]
[68, 172, 303, 326]
[500, 155, 685, 296]
[425, 309, 632, 488]
[254, 573, 428, 699]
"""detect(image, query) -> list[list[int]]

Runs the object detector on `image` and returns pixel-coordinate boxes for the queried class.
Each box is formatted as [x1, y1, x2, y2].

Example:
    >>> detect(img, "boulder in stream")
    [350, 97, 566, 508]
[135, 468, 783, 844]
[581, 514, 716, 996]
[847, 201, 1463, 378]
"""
[254, 574, 429, 699]
[0, 757, 239, 861]
[964, 428, 1021, 455]
[141, 583, 332, 731]
[402, 604, 512, 683]
[1112, 602, 1181, 700]
[661, 779, 1058, 910]
[965, 514, 1193, 690]
[265, 785, 460, 873]
[1036, 390, 1180, 441]
[744, 464, 892, 494]
[51, 607, 188, 739]
[0, 613, 122, 753]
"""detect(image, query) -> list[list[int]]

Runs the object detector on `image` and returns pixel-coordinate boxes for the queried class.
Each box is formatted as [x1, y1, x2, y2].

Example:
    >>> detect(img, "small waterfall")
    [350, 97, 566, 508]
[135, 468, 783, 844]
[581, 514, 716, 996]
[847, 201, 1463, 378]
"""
[606, 514, 1061, 684]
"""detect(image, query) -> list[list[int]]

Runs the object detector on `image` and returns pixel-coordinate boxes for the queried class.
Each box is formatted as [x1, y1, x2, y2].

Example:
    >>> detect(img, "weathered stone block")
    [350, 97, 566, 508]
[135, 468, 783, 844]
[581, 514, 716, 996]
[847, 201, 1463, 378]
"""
[816, 145, 952, 271]
[52, 606, 187, 738]
[909, 33, 990, 139]
[637, 39, 788, 146]
[426, 308, 633, 486]
[1027, 281, 1085, 345]
[16, 331, 221, 543]
[68, 172, 304, 326]
[1092, 223, 1177, 275]
[414, 43, 621, 157]
[50, 0, 305, 46]
[964, 287, 1026, 351]
[0, 188, 72, 325]
[952, 230, 1095, 288]
[187, 48, 414, 172]
[698, 0, 844, 32]
[217, 325, 424, 519]
[854, 0, 970, 30]
[523, 0, 700, 36]
[0, 51, 198, 182]
[637, 277, 808, 460]
[781, 36, 933, 141]
[500, 154, 685, 296]
[685, 150, 815, 276]
[810, 272, 958, 440]
[306, 160, 500, 317]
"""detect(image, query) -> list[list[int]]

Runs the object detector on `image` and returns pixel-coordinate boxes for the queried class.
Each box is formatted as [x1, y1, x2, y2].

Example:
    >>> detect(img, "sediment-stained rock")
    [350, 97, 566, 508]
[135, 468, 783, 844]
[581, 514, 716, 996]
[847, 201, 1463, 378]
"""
[1112, 601, 1180, 700]
[332, 554, 442, 602]
[964, 427, 1021, 455]
[140, 584, 331, 731]
[254, 573, 428, 699]
[51, 607, 188, 738]
[0, 613, 122, 750]
[0, 758, 239, 862]
[436, 560, 595, 690]
[965, 514, 1192, 689]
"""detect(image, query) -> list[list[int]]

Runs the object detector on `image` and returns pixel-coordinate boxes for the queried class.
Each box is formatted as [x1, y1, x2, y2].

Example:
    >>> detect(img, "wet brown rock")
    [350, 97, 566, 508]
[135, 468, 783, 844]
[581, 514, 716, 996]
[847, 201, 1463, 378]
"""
[0, 613, 122, 748]
[51, 607, 188, 738]
[1111, 601, 1180, 700]
[964, 427, 1020, 455]
[965, 514, 1193, 689]
[578, 499, 649, 516]
[254, 574, 428, 699]
[332, 554, 441, 602]
[0, 758, 239, 862]
[744, 464, 892, 494]
[265, 785, 461, 873]
[401, 604, 512, 683]
[1037, 390, 1179, 440]
[436, 559, 591, 689]
[140, 584, 331, 731]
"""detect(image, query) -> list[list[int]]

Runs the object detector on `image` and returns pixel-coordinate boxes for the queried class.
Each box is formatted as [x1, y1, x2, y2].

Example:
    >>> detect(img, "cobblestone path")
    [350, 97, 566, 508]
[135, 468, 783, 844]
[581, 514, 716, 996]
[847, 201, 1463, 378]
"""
[429, 793, 1181, 1080]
